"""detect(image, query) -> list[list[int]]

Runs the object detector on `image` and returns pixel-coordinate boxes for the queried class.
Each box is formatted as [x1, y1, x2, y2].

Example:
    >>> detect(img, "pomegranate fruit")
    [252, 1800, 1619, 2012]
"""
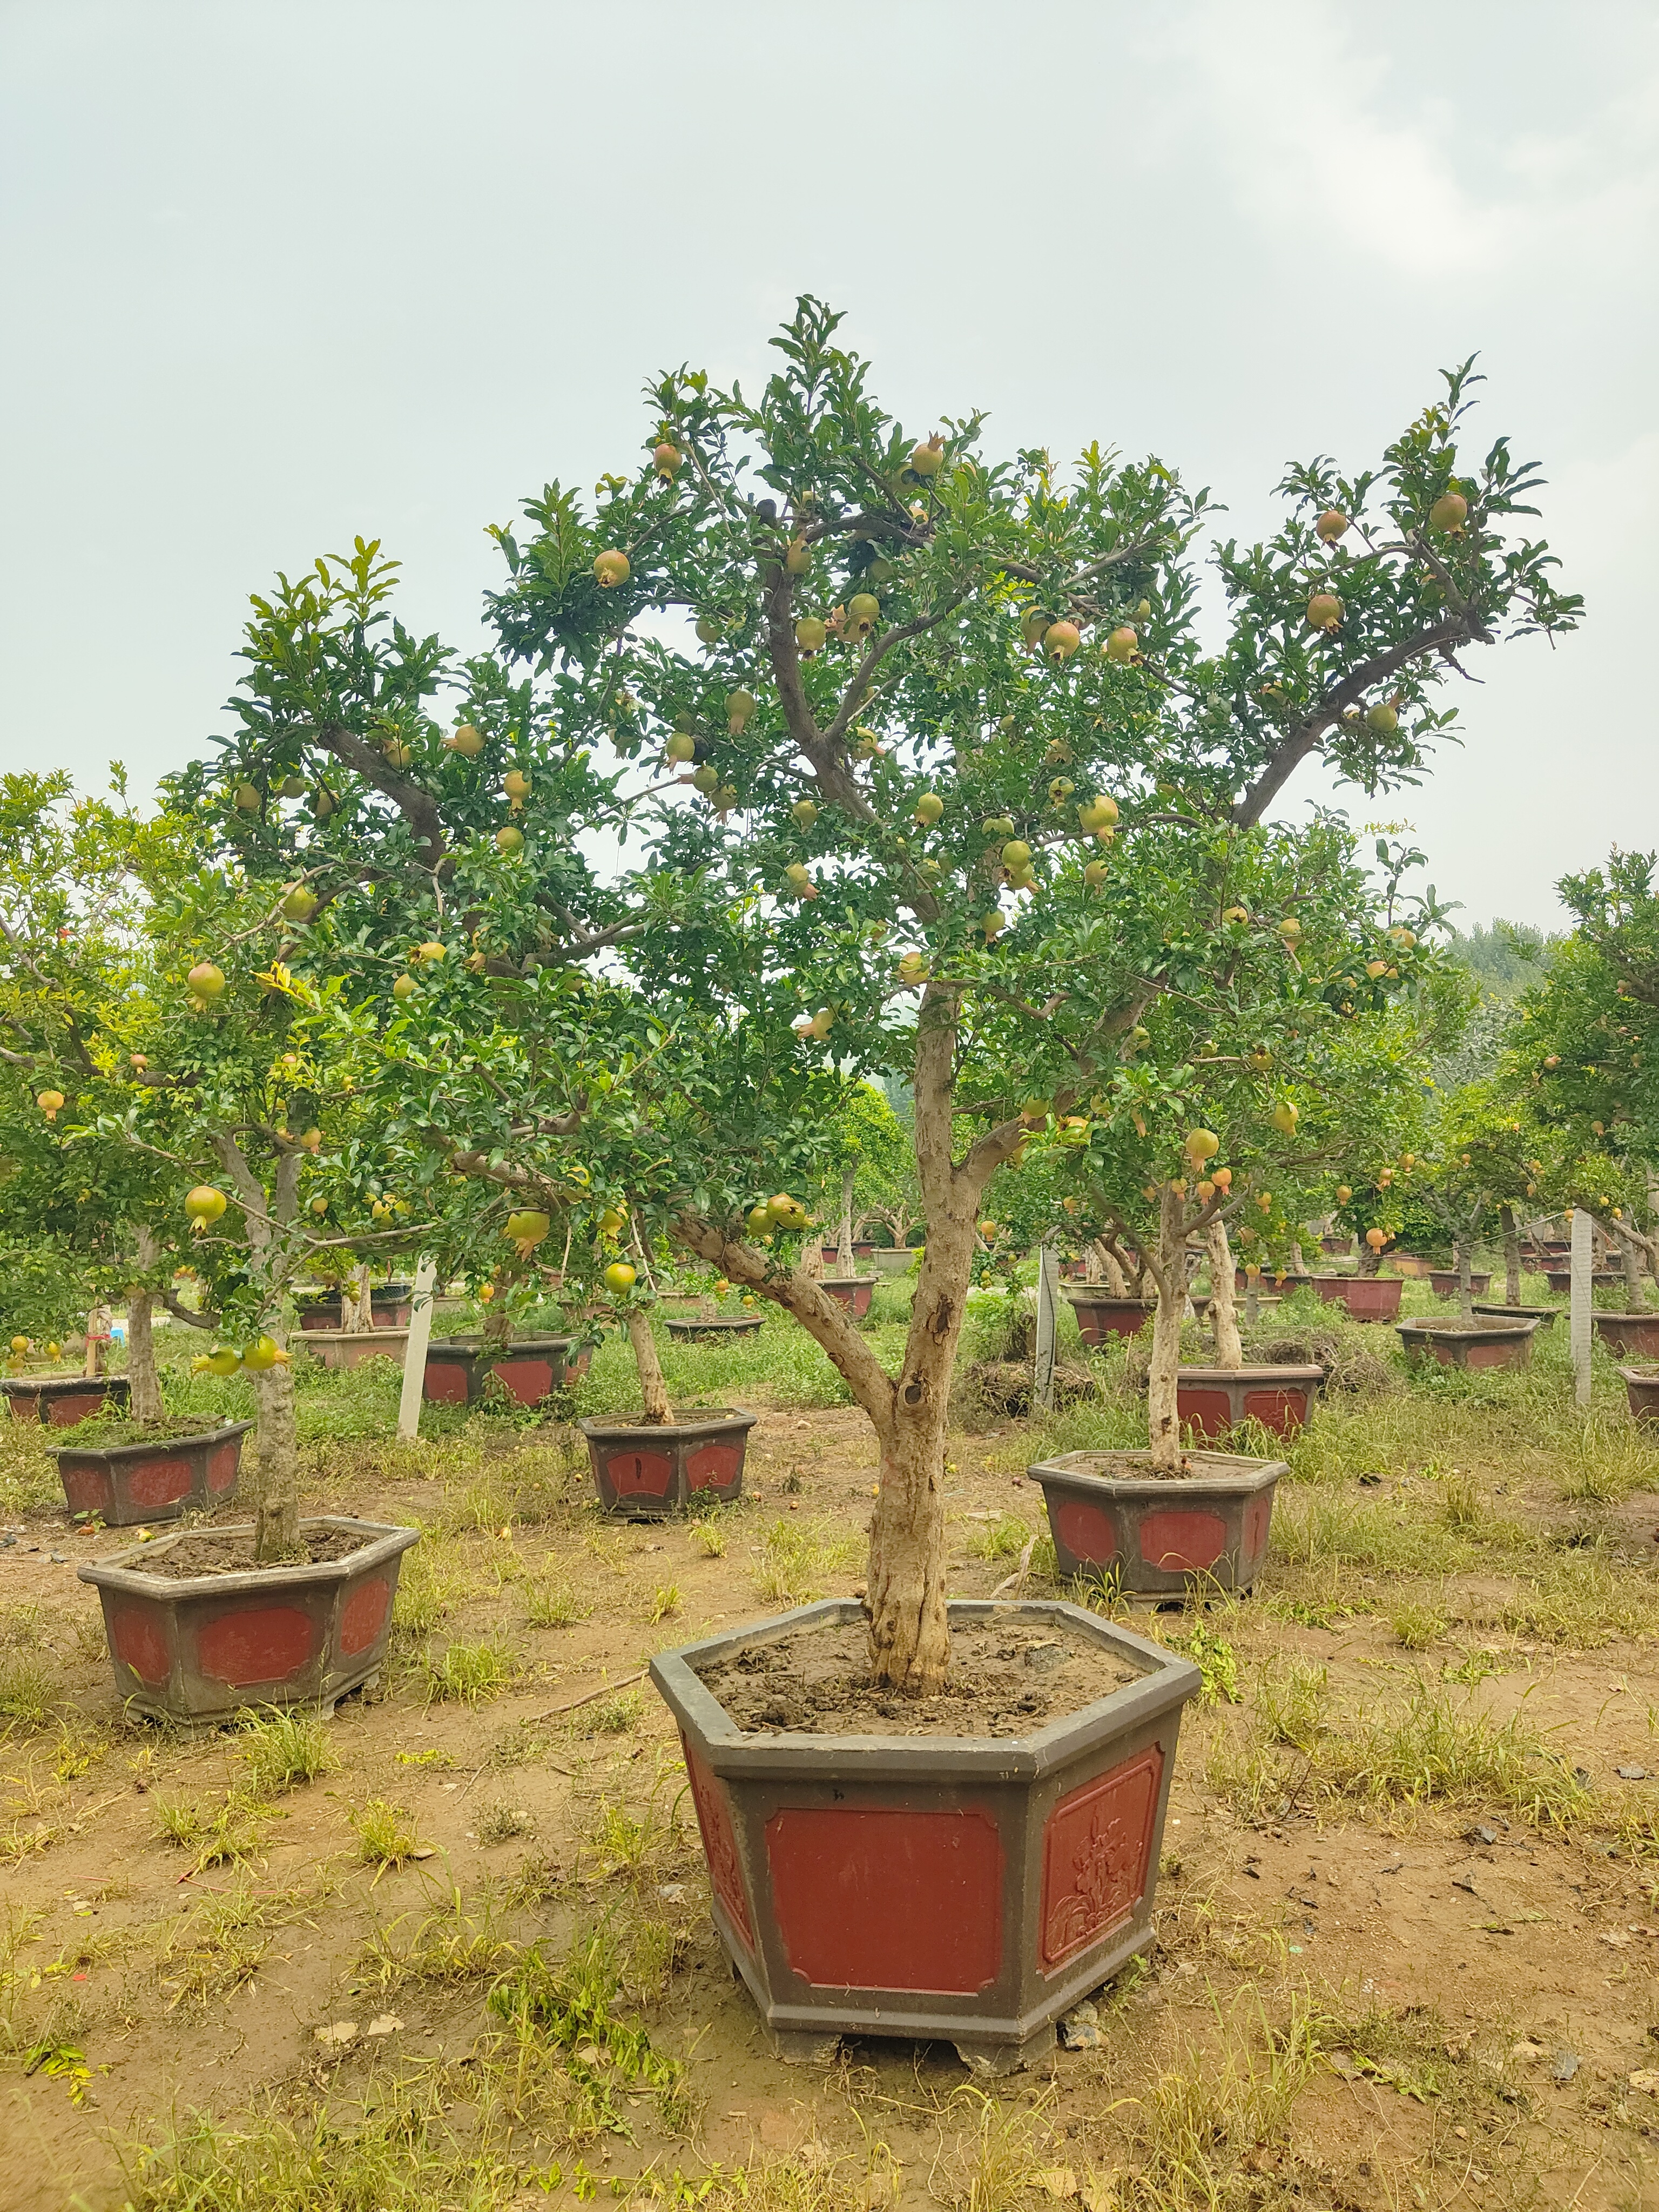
[445, 725, 485, 757]
[594, 549, 631, 588]
[1429, 490, 1467, 532]
[187, 962, 226, 1001]
[910, 434, 945, 477]
[1306, 591, 1343, 631]
[496, 825, 524, 853]
[1043, 619, 1081, 663]
[1104, 625, 1138, 663]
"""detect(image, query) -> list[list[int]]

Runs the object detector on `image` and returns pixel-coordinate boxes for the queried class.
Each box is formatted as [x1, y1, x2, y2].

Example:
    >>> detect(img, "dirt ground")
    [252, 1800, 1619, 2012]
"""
[6, 1366, 1659, 2210]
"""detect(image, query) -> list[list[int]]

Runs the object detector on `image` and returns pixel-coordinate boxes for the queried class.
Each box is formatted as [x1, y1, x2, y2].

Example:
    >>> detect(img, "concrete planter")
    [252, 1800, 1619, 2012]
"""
[1319, 1235, 1354, 1256]
[79, 1515, 419, 1724]
[421, 1334, 586, 1408]
[1620, 1367, 1659, 1428]
[1545, 1267, 1620, 1294]
[651, 1597, 1200, 2074]
[1429, 1270, 1492, 1300]
[665, 1316, 763, 1344]
[1397, 1316, 1540, 1370]
[579, 1408, 757, 1518]
[299, 1327, 410, 1372]
[820, 1277, 876, 1319]
[3, 1374, 131, 1427]
[1472, 1302, 1560, 1329]
[871, 1249, 916, 1276]
[295, 1289, 344, 1331]
[1387, 1254, 1435, 1279]
[1031, 1449, 1283, 1595]
[1174, 1365, 1321, 1442]
[55, 1420, 253, 1528]
[1592, 1313, 1659, 1361]
[1312, 1274, 1402, 1323]
[1233, 1270, 1316, 1295]
[1063, 1291, 1155, 1345]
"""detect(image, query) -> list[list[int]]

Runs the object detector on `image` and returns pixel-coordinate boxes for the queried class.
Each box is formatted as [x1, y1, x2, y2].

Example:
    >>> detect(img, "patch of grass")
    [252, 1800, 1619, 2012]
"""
[648, 1582, 680, 1623]
[582, 1689, 642, 1737]
[361, 1881, 518, 1988]
[237, 1707, 338, 1797]
[350, 1797, 422, 1872]
[1128, 1991, 1318, 2207]
[689, 1515, 728, 1557]
[1392, 1600, 1447, 1650]
[0, 1651, 58, 1728]
[1253, 1657, 1328, 1752]
[391, 1539, 467, 1636]
[965, 1512, 1035, 1561]
[154, 1880, 302, 2006]
[487, 1929, 691, 2136]
[1155, 1618, 1242, 1705]
[522, 1576, 589, 1628]
[1320, 1681, 1595, 1830]
[422, 1636, 516, 1705]
[475, 1800, 533, 1846]
[752, 1516, 861, 1607]
[152, 1791, 269, 1870]
[1494, 1553, 1659, 1647]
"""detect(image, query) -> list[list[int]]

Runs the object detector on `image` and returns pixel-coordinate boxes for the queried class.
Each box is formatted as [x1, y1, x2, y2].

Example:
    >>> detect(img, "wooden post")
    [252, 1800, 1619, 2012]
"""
[1034, 1239, 1060, 1413]
[397, 1257, 439, 1442]
[1570, 1208, 1593, 1411]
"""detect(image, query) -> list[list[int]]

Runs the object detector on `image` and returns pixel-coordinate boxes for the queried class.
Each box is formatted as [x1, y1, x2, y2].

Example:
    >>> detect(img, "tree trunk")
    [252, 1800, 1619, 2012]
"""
[1147, 1185, 1189, 1474]
[1356, 1238, 1381, 1277]
[626, 1308, 671, 1422]
[126, 1291, 162, 1424]
[342, 1264, 373, 1334]
[838, 1166, 856, 1274]
[1288, 1237, 1307, 1277]
[482, 1297, 514, 1347]
[1206, 1218, 1243, 1370]
[1618, 1226, 1649, 1312]
[1455, 1235, 1474, 1323]
[251, 1327, 300, 1561]
[1500, 1204, 1521, 1307]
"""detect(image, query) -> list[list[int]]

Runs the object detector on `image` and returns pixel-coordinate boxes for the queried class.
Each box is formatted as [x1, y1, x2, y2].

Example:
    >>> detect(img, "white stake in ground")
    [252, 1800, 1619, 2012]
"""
[397, 1257, 439, 1442]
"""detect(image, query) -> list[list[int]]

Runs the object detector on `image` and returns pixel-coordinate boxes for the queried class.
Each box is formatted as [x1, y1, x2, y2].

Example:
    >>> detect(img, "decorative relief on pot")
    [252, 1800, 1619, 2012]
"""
[1040, 1746, 1162, 1970]
[684, 1740, 753, 1951]
[686, 1442, 742, 1492]
[1138, 1508, 1226, 1573]
[608, 1448, 673, 1499]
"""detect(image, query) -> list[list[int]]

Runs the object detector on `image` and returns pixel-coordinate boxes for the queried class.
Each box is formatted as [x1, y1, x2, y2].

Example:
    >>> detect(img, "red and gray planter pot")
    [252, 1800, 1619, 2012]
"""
[1233, 1270, 1316, 1296]
[3, 1374, 131, 1427]
[820, 1278, 876, 1319]
[1620, 1367, 1659, 1427]
[297, 1284, 414, 1331]
[1320, 1235, 1354, 1256]
[299, 1328, 412, 1372]
[580, 1408, 757, 1518]
[665, 1316, 764, 1344]
[56, 1420, 254, 1528]
[1544, 1267, 1620, 1295]
[1062, 1291, 1156, 1345]
[1031, 1449, 1283, 1595]
[421, 1335, 588, 1408]
[1428, 1270, 1491, 1300]
[1592, 1313, 1659, 1361]
[1175, 1365, 1321, 1442]
[1312, 1274, 1402, 1323]
[1387, 1254, 1435, 1279]
[1472, 1301, 1560, 1330]
[651, 1596, 1200, 2075]
[1396, 1316, 1540, 1371]
[79, 1515, 419, 1724]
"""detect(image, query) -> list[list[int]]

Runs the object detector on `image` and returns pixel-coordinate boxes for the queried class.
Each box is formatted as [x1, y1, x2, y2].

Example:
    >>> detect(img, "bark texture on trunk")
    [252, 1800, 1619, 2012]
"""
[838, 1166, 856, 1274]
[627, 1308, 671, 1422]
[1455, 1236, 1474, 1322]
[1617, 1225, 1649, 1311]
[1500, 1204, 1521, 1307]
[250, 1338, 300, 1560]
[342, 1264, 373, 1333]
[482, 1299, 514, 1347]
[1356, 1240, 1381, 1276]
[126, 1292, 162, 1424]
[1206, 1218, 1243, 1370]
[1288, 1238, 1307, 1277]
[1147, 1185, 1188, 1474]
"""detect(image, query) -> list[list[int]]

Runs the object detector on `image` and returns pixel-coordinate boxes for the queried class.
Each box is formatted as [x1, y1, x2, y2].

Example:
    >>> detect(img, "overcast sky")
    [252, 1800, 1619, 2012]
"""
[3, 1, 1654, 929]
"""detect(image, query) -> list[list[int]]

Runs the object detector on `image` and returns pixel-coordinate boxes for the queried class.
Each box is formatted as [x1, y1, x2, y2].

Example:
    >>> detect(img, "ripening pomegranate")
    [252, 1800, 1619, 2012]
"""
[1104, 626, 1138, 664]
[1365, 702, 1398, 735]
[794, 617, 826, 656]
[1001, 839, 1032, 873]
[1366, 1227, 1387, 1252]
[1044, 620, 1081, 663]
[727, 690, 757, 735]
[910, 434, 945, 477]
[653, 441, 682, 479]
[914, 792, 944, 827]
[496, 825, 524, 853]
[1429, 489, 1467, 532]
[666, 731, 696, 764]
[785, 864, 816, 900]
[504, 769, 530, 802]
[847, 592, 880, 636]
[446, 725, 485, 757]
[594, 549, 631, 587]
[188, 962, 226, 1001]
[234, 783, 260, 812]
[1078, 795, 1118, 834]
[1316, 510, 1348, 543]
[382, 739, 413, 768]
[1021, 609, 1051, 649]
[696, 613, 722, 643]
[785, 538, 812, 575]
[281, 887, 318, 922]
[1306, 592, 1343, 631]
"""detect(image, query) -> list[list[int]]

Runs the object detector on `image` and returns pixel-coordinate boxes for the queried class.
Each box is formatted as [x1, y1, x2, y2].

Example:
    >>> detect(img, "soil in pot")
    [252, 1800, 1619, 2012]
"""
[56, 1411, 230, 1449]
[699, 1615, 1147, 1738]
[132, 1525, 370, 1579]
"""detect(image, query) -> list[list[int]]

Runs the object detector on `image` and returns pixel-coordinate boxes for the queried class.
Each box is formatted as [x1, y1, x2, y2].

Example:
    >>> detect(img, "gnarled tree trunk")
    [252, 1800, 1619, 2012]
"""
[125, 1226, 164, 1424]
[249, 1330, 300, 1559]
[627, 1307, 671, 1422]
[1146, 1185, 1189, 1474]
[838, 1166, 856, 1274]
[342, 1264, 373, 1333]
[1206, 1217, 1243, 1370]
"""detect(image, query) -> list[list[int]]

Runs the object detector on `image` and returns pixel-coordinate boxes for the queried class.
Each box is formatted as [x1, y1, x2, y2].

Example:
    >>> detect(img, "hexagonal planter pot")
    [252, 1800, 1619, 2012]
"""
[1545, 1267, 1620, 1294]
[78, 1514, 419, 1724]
[3, 1374, 131, 1427]
[579, 1408, 757, 1518]
[665, 1316, 764, 1344]
[421, 1335, 585, 1407]
[1472, 1302, 1560, 1329]
[1620, 1367, 1659, 1428]
[1175, 1365, 1322, 1442]
[1319, 1235, 1354, 1257]
[1592, 1313, 1659, 1361]
[300, 1327, 411, 1373]
[1387, 1254, 1435, 1279]
[1062, 1291, 1155, 1345]
[820, 1277, 876, 1319]
[1397, 1316, 1540, 1370]
[1030, 1449, 1283, 1595]
[650, 1597, 1201, 2075]
[1429, 1270, 1491, 1300]
[1312, 1275, 1402, 1323]
[1232, 1270, 1315, 1296]
[295, 1289, 345, 1331]
[870, 1250, 917, 1276]
[55, 1419, 254, 1528]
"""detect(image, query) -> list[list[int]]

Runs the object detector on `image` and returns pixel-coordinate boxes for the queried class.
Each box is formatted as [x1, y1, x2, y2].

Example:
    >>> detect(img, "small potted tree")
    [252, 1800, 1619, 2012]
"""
[1391, 1096, 1542, 1370]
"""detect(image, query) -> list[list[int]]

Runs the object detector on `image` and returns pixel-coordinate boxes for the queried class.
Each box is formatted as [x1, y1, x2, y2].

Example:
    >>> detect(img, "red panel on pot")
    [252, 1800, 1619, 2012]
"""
[197, 1604, 316, 1685]
[422, 1360, 470, 1404]
[494, 1358, 554, 1404]
[340, 1574, 390, 1656]
[1243, 1492, 1273, 1562]
[126, 1454, 195, 1508]
[1138, 1509, 1226, 1573]
[1242, 1388, 1305, 1436]
[49, 1392, 103, 1427]
[684, 1741, 753, 1951]
[110, 1601, 169, 1684]
[1176, 1388, 1232, 1441]
[1465, 1340, 1520, 1369]
[765, 1806, 1003, 1994]
[1053, 1497, 1116, 1565]
[1040, 1746, 1162, 1968]
[59, 1459, 113, 1515]
[206, 1442, 239, 1493]
[608, 1448, 673, 1499]
[687, 1442, 742, 1492]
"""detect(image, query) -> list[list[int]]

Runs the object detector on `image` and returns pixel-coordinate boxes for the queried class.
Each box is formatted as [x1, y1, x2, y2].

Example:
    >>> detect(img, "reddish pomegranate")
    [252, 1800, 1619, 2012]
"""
[1316, 509, 1349, 543]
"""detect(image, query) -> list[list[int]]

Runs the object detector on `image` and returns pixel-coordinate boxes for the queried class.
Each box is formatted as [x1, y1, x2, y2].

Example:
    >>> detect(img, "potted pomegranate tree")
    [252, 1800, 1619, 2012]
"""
[193, 301, 1574, 2068]
[1389, 1096, 1546, 1371]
